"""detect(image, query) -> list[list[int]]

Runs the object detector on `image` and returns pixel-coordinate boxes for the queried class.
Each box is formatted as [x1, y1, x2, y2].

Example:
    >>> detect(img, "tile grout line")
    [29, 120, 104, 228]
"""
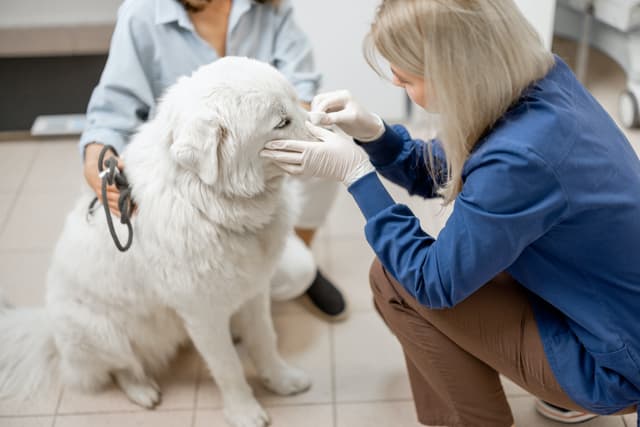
[51, 387, 64, 427]
[190, 357, 203, 427]
[329, 322, 337, 427]
[323, 227, 338, 427]
[195, 401, 332, 411]
[0, 144, 40, 238]
[333, 398, 423, 406]
[48, 407, 195, 418]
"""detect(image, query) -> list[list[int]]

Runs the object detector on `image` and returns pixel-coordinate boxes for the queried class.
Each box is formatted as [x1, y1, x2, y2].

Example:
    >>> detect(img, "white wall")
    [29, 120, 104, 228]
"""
[293, 1, 557, 122]
[2, 0, 556, 119]
[513, 0, 557, 49]
[291, 0, 407, 121]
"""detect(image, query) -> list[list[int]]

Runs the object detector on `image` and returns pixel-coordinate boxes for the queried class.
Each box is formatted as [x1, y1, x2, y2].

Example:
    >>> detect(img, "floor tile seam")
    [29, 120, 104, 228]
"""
[51, 388, 64, 427]
[195, 399, 334, 411]
[4, 398, 419, 418]
[0, 414, 56, 419]
[53, 407, 194, 417]
[0, 146, 39, 237]
[0, 248, 52, 254]
[329, 323, 337, 427]
[196, 401, 333, 411]
[8, 189, 81, 196]
[333, 398, 415, 406]
[189, 357, 203, 427]
[56, 402, 198, 416]
[0, 245, 55, 251]
[52, 402, 337, 418]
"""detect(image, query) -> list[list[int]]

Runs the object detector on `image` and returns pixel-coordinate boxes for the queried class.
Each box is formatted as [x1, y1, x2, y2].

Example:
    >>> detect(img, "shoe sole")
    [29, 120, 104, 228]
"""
[535, 400, 599, 424]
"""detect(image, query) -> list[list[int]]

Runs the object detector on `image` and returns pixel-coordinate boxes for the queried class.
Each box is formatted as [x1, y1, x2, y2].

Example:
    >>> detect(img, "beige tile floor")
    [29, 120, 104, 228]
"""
[0, 41, 639, 427]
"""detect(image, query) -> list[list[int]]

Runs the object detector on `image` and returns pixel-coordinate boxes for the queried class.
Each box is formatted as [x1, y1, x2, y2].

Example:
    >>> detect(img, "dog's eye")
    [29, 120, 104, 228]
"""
[274, 118, 291, 130]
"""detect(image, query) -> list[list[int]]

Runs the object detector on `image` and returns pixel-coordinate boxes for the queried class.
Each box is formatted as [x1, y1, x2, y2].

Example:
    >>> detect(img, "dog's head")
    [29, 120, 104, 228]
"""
[159, 57, 312, 198]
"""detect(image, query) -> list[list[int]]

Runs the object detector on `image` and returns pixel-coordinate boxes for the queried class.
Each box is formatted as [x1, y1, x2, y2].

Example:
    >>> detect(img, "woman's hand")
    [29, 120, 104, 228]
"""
[310, 90, 384, 142]
[83, 143, 126, 216]
[261, 122, 375, 187]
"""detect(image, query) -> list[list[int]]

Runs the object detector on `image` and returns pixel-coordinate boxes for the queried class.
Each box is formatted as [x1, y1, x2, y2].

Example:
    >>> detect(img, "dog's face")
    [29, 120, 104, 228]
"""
[162, 57, 313, 198]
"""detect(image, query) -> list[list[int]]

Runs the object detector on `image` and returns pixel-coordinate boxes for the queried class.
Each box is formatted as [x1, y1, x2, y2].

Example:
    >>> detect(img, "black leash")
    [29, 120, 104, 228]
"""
[88, 145, 134, 252]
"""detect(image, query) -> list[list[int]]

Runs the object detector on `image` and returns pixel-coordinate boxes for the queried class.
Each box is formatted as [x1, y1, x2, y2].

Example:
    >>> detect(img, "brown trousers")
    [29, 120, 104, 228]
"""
[369, 258, 621, 427]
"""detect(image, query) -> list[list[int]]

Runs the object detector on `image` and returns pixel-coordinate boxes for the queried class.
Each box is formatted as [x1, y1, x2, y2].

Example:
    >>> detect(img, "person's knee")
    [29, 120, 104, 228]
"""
[270, 232, 316, 301]
[369, 257, 391, 299]
[369, 258, 401, 315]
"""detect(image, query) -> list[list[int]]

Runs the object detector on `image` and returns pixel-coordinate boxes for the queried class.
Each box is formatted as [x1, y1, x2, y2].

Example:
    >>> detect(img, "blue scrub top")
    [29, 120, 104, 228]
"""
[349, 57, 640, 419]
[79, 0, 320, 156]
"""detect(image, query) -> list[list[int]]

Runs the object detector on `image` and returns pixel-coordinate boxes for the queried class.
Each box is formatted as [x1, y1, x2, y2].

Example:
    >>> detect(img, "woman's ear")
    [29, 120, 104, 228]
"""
[170, 114, 227, 186]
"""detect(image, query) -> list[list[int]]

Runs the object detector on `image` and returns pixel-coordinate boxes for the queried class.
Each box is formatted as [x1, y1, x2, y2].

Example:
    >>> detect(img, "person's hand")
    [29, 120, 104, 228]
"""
[83, 143, 126, 216]
[309, 90, 384, 142]
[260, 122, 375, 187]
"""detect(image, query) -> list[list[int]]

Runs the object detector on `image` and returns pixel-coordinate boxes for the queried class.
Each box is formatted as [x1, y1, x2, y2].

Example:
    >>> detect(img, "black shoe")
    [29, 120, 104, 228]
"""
[304, 270, 348, 321]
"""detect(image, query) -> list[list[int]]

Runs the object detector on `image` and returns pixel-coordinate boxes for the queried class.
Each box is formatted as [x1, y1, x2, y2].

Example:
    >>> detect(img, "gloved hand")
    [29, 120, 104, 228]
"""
[260, 122, 375, 187]
[309, 90, 385, 142]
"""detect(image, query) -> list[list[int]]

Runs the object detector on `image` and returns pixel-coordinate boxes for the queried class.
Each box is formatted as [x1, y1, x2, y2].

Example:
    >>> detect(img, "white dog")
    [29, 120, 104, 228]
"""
[0, 57, 314, 427]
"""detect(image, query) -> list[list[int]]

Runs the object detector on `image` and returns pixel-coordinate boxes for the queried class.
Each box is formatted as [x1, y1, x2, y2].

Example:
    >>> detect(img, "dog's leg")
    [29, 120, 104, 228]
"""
[56, 315, 162, 409]
[113, 369, 161, 409]
[179, 304, 270, 427]
[237, 292, 311, 396]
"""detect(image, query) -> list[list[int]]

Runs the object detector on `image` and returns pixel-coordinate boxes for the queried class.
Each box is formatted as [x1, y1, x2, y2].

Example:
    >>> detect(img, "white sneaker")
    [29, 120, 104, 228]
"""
[535, 399, 599, 424]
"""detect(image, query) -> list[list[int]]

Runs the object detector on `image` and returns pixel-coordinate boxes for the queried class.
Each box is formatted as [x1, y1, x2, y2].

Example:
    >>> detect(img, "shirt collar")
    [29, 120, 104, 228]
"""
[155, 0, 255, 31]
[155, 0, 193, 29]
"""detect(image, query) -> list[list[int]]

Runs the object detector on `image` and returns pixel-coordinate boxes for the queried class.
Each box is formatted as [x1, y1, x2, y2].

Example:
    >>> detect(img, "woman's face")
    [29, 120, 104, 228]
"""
[390, 65, 428, 109]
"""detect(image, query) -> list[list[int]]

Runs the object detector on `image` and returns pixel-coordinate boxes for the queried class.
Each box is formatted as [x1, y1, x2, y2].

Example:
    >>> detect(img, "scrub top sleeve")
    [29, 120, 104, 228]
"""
[358, 123, 446, 199]
[271, 1, 321, 103]
[351, 144, 568, 309]
[78, 13, 155, 158]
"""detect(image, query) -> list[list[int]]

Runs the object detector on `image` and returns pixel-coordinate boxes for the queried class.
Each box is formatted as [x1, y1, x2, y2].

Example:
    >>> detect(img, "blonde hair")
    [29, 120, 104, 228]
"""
[365, 0, 554, 203]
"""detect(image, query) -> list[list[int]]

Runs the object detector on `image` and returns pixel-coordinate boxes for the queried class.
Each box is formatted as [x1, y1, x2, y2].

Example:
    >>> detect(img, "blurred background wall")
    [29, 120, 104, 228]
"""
[1, 0, 638, 133]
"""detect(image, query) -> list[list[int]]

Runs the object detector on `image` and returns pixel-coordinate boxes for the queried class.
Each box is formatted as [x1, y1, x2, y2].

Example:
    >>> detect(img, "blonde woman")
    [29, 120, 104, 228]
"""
[261, 0, 640, 425]
[79, 0, 347, 319]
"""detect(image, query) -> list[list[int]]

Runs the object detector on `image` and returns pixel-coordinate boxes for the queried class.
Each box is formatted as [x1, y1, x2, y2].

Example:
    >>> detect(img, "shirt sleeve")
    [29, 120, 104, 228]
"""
[271, 0, 321, 103]
[358, 123, 447, 199]
[348, 145, 569, 309]
[78, 10, 155, 158]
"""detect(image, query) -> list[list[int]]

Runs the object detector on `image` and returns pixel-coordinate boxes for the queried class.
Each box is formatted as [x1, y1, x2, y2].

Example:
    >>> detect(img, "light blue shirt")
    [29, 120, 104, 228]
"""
[79, 0, 320, 155]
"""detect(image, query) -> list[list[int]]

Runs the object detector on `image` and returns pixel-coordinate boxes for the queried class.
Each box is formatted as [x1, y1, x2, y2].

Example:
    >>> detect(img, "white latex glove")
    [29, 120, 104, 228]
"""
[261, 122, 375, 187]
[309, 90, 385, 142]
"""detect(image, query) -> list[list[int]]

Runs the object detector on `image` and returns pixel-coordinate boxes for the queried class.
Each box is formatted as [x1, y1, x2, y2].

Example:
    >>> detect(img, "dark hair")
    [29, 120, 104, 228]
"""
[179, 0, 278, 12]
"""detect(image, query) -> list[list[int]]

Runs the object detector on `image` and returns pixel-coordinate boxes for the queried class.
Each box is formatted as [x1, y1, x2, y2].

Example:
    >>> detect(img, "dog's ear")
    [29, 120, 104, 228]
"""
[170, 114, 227, 186]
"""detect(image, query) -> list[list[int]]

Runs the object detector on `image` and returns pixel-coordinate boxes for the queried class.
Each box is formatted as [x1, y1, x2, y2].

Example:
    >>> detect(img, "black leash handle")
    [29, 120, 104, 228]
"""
[96, 145, 134, 252]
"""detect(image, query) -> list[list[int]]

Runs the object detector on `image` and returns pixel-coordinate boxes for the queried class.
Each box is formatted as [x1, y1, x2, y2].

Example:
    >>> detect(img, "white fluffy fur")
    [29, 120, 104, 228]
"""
[0, 57, 315, 427]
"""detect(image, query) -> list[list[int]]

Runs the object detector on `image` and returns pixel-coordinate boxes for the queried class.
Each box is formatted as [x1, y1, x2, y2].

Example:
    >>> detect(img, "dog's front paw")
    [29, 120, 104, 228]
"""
[224, 400, 270, 427]
[261, 365, 311, 396]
